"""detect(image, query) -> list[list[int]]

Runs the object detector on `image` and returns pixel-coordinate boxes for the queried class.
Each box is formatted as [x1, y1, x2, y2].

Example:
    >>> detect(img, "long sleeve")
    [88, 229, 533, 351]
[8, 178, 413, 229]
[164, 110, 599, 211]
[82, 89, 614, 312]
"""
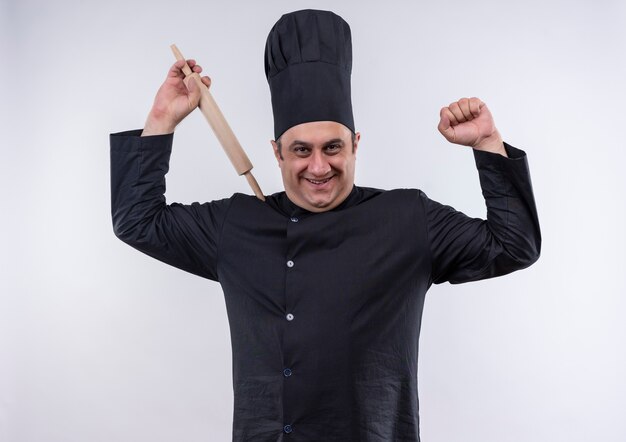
[421, 142, 541, 285]
[110, 129, 233, 281]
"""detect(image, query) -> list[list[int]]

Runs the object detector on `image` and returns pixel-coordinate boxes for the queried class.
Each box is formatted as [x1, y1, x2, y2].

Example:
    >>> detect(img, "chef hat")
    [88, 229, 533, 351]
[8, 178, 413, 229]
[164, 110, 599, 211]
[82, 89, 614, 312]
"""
[264, 9, 355, 140]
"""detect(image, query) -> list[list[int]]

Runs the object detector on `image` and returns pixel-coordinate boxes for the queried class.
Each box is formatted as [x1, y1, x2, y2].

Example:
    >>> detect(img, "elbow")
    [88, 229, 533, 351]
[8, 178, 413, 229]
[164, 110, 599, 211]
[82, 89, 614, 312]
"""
[111, 199, 165, 247]
[520, 248, 540, 269]
[112, 219, 133, 244]
[510, 234, 542, 270]
[111, 211, 142, 246]
[527, 232, 542, 266]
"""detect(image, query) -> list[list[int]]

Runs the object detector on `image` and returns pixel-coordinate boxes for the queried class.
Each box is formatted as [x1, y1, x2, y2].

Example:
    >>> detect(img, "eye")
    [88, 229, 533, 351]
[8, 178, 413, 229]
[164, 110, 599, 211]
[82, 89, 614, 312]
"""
[293, 146, 310, 156]
[325, 144, 342, 154]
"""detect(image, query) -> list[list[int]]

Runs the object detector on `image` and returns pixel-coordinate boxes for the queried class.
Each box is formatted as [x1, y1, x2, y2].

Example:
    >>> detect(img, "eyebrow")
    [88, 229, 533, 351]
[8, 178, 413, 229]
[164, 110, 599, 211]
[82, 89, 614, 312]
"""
[288, 138, 345, 148]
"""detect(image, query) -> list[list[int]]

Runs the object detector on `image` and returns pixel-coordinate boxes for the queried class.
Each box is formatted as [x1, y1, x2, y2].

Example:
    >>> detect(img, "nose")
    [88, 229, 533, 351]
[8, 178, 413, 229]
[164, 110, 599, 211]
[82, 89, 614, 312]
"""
[308, 149, 331, 177]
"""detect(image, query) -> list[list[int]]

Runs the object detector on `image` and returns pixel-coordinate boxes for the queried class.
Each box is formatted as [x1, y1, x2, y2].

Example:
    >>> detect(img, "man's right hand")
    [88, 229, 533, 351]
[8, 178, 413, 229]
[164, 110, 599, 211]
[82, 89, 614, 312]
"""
[141, 59, 211, 136]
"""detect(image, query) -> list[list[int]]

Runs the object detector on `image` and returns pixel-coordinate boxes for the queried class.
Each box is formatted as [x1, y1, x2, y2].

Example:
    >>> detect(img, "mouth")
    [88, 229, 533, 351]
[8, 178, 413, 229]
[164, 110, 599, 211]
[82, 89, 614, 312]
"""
[304, 176, 335, 187]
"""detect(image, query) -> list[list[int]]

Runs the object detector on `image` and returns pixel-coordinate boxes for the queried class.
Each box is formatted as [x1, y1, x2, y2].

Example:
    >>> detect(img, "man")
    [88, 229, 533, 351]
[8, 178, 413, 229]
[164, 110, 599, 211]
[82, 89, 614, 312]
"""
[110, 9, 541, 441]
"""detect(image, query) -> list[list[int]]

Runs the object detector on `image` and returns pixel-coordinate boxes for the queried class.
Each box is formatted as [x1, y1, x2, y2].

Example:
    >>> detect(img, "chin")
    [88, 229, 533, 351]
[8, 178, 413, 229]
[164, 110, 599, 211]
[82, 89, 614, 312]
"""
[302, 196, 332, 211]
[307, 197, 330, 207]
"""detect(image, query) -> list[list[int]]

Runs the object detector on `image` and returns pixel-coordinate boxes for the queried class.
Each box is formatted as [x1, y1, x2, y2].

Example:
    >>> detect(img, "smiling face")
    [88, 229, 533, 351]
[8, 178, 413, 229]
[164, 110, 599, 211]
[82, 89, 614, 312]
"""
[272, 121, 360, 213]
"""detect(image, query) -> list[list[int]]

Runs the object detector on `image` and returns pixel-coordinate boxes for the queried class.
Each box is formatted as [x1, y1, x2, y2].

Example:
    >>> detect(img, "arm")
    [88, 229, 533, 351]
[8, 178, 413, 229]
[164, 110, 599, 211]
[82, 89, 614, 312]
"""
[110, 60, 229, 281]
[422, 143, 541, 284]
[110, 130, 232, 281]
[424, 98, 541, 284]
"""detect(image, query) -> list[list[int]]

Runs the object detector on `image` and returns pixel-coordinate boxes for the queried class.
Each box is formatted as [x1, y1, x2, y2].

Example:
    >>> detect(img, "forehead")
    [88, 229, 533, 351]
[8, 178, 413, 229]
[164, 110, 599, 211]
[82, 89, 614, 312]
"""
[280, 121, 352, 145]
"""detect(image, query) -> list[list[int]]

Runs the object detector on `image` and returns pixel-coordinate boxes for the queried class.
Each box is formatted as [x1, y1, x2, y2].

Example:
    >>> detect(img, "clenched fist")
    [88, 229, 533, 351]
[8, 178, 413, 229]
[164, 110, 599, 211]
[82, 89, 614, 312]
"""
[438, 97, 506, 156]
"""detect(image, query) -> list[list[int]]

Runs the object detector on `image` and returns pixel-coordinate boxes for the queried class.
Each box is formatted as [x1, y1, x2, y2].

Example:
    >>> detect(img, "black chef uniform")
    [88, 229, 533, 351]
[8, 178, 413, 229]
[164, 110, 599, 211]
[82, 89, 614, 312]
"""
[110, 9, 541, 442]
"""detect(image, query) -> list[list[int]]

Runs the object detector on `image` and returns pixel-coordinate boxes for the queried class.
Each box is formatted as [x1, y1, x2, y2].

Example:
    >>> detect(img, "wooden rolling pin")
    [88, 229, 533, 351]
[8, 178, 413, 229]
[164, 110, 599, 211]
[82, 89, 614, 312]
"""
[170, 44, 265, 201]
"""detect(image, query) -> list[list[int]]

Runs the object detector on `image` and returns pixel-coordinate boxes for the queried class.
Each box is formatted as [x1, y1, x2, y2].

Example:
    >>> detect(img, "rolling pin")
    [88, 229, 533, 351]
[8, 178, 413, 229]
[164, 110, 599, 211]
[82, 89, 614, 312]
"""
[170, 44, 265, 201]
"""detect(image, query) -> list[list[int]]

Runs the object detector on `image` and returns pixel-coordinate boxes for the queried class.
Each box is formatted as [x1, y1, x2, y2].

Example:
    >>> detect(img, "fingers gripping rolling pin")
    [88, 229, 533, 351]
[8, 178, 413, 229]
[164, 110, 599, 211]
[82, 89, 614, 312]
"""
[171, 44, 265, 201]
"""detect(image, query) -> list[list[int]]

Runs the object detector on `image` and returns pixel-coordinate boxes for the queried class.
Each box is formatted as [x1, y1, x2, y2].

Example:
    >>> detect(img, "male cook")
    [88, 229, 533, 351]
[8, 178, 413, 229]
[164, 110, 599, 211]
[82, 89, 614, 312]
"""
[110, 9, 541, 442]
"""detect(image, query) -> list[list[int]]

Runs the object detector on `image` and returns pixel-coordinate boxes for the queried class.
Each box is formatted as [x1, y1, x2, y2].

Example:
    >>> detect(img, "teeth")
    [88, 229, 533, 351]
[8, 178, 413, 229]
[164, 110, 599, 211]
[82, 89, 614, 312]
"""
[308, 178, 330, 184]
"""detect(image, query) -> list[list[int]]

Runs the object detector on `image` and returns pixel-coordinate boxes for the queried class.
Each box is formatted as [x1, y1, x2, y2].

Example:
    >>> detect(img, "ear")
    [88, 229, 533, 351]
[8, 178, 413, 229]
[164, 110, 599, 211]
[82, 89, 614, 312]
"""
[271, 140, 282, 166]
[353, 132, 361, 156]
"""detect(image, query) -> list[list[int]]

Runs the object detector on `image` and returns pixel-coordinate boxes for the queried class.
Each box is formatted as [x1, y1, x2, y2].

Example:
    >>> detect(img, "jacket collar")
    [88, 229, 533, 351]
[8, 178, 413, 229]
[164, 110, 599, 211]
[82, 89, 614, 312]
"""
[268, 185, 362, 218]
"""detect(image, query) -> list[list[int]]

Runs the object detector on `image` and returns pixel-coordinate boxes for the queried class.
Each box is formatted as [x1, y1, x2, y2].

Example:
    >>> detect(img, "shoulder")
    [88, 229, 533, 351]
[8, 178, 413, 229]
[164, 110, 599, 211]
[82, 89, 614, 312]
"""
[356, 185, 423, 202]
[228, 192, 290, 220]
[353, 186, 426, 217]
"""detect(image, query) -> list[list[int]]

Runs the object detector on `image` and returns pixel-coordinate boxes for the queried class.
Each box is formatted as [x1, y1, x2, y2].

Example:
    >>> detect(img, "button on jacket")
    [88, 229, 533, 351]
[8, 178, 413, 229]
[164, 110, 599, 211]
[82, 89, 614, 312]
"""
[110, 129, 541, 441]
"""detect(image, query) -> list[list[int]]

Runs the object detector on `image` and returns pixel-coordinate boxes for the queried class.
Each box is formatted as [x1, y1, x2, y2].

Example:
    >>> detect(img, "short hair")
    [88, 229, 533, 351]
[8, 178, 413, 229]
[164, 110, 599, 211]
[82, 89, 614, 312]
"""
[275, 131, 356, 160]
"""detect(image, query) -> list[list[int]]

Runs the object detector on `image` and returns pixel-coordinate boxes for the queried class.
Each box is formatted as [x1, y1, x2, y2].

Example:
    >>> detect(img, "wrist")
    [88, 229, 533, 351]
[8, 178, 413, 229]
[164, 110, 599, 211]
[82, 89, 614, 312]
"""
[473, 131, 507, 157]
[141, 110, 176, 137]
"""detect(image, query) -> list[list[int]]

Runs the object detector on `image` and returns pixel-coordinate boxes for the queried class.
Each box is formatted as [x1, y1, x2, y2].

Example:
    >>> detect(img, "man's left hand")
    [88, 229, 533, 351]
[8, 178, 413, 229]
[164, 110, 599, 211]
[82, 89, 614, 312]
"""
[438, 97, 507, 157]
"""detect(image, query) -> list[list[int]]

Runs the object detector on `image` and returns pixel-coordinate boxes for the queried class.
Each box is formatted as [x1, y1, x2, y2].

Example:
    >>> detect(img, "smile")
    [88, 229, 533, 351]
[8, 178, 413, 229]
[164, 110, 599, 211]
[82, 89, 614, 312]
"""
[305, 176, 334, 186]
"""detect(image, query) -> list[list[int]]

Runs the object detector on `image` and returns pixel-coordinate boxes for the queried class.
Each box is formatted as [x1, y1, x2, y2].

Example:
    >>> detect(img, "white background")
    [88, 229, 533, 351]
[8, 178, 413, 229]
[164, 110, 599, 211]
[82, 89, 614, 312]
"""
[2, 0, 625, 441]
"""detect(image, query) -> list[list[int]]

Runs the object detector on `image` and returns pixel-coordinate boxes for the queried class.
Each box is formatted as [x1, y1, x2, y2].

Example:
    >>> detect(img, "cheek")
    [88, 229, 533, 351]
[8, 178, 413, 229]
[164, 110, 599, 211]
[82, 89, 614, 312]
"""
[280, 163, 300, 183]
[340, 159, 356, 181]
[333, 157, 351, 173]
[287, 161, 308, 176]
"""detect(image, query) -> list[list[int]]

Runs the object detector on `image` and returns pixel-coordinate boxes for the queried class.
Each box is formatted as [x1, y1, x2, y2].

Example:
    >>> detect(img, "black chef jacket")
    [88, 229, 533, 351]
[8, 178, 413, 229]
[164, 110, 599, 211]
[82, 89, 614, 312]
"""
[110, 129, 541, 441]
